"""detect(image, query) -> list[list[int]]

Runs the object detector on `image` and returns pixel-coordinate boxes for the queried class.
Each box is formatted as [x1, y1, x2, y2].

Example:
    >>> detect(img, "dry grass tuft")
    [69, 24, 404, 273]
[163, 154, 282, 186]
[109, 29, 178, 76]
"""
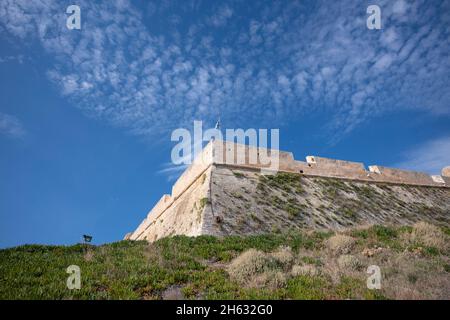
[84, 249, 95, 262]
[409, 222, 448, 251]
[248, 270, 287, 289]
[227, 246, 297, 287]
[270, 246, 294, 266]
[337, 254, 363, 271]
[291, 264, 319, 277]
[227, 249, 276, 285]
[326, 234, 356, 255]
[380, 251, 450, 300]
[144, 244, 165, 267]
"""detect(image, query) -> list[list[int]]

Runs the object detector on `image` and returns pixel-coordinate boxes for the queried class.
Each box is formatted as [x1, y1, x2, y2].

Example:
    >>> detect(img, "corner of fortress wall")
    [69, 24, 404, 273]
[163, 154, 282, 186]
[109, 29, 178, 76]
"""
[126, 140, 449, 240]
[129, 141, 215, 240]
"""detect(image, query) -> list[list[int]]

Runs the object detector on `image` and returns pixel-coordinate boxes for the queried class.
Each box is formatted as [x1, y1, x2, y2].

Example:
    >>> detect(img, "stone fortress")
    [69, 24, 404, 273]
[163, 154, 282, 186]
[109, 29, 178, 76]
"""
[125, 140, 450, 242]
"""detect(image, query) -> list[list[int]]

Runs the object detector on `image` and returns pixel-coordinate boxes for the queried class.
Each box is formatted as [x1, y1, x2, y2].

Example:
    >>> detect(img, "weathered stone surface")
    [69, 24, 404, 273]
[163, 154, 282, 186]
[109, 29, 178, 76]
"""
[123, 233, 132, 240]
[431, 175, 446, 184]
[129, 167, 212, 241]
[442, 166, 450, 177]
[126, 141, 450, 242]
[128, 165, 450, 242]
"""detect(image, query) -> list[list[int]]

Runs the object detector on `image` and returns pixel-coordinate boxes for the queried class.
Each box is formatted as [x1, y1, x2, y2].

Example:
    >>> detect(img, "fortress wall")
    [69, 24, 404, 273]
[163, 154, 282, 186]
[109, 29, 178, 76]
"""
[306, 156, 366, 172]
[130, 218, 149, 240]
[442, 167, 450, 177]
[130, 143, 213, 240]
[213, 140, 296, 171]
[278, 151, 297, 171]
[124, 233, 132, 240]
[292, 160, 314, 173]
[130, 194, 174, 239]
[292, 157, 448, 187]
[205, 165, 450, 238]
[135, 166, 213, 242]
[127, 142, 449, 241]
[146, 194, 173, 221]
[209, 141, 448, 187]
[431, 175, 446, 184]
[368, 166, 435, 185]
[441, 176, 450, 187]
[300, 156, 367, 179]
[171, 141, 213, 199]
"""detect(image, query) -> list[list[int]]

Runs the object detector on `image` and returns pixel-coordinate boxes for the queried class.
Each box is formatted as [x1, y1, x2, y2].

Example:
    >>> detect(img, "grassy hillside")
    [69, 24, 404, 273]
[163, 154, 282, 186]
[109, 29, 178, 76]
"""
[1, 223, 449, 300]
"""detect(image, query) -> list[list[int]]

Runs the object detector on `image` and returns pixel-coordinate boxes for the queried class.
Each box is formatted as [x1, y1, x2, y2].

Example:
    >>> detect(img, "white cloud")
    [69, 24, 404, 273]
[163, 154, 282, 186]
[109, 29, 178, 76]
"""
[395, 136, 450, 175]
[209, 5, 233, 27]
[392, 0, 408, 15]
[0, 0, 449, 142]
[0, 55, 25, 64]
[0, 112, 26, 138]
[157, 163, 188, 182]
[373, 53, 394, 72]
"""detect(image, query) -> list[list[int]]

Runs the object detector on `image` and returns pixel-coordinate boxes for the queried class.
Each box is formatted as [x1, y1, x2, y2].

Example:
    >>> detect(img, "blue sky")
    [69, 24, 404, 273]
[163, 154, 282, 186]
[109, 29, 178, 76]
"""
[0, 0, 449, 248]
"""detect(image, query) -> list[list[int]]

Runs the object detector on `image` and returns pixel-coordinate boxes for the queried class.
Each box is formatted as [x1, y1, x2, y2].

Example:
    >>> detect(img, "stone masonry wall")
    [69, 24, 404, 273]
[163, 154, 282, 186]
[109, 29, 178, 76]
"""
[126, 140, 449, 240]
[132, 166, 213, 241]
[208, 140, 449, 187]
[203, 166, 450, 237]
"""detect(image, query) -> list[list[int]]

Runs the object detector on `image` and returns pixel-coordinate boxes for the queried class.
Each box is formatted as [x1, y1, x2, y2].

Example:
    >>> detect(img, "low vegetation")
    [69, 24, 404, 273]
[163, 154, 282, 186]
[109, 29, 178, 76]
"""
[0, 222, 449, 300]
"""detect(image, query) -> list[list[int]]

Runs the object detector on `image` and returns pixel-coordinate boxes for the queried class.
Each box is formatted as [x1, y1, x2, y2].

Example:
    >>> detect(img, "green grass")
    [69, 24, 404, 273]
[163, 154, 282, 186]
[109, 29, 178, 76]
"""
[258, 172, 305, 194]
[0, 224, 447, 300]
[444, 264, 450, 273]
[286, 275, 328, 299]
[299, 256, 323, 267]
[232, 171, 245, 178]
[350, 225, 403, 250]
[198, 197, 210, 210]
[0, 232, 332, 300]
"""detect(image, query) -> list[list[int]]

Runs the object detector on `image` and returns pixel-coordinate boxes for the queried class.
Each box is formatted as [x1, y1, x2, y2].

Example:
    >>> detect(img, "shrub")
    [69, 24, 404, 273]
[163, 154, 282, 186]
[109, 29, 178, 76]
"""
[326, 234, 356, 255]
[286, 275, 328, 299]
[199, 198, 210, 210]
[285, 204, 301, 218]
[444, 264, 450, 273]
[337, 255, 363, 271]
[249, 271, 287, 289]
[410, 222, 448, 251]
[291, 265, 319, 277]
[373, 225, 398, 242]
[299, 256, 323, 267]
[233, 172, 244, 178]
[270, 246, 294, 266]
[227, 249, 276, 285]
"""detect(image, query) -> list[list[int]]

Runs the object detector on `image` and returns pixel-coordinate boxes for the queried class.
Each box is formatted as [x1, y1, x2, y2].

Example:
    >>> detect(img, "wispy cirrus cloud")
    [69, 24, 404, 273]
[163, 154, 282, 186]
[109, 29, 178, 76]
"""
[208, 5, 233, 27]
[0, 0, 449, 143]
[0, 112, 26, 138]
[0, 55, 25, 64]
[157, 137, 204, 181]
[157, 163, 188, 182]
[395, 136, 450, 175]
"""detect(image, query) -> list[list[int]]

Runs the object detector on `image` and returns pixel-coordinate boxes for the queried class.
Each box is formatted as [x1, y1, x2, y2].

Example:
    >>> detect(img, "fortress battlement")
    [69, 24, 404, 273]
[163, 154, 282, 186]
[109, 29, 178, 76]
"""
[174, 139, 450, 188]
[125, 140, 450, 242]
